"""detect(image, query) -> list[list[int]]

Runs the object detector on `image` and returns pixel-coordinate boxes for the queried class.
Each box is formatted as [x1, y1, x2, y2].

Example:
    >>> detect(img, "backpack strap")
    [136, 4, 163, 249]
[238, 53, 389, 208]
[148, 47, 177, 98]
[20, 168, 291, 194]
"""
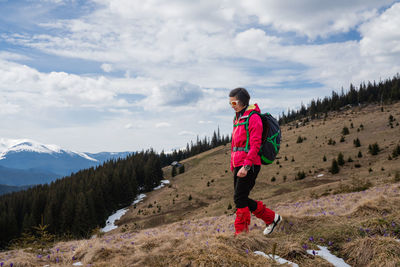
[232, 110, 259, 152]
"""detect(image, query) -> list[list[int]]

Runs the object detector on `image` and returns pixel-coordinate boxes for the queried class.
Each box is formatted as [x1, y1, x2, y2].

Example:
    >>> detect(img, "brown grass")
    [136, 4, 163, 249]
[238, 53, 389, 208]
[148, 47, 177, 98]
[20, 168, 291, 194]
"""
[342, 237, 400, 267]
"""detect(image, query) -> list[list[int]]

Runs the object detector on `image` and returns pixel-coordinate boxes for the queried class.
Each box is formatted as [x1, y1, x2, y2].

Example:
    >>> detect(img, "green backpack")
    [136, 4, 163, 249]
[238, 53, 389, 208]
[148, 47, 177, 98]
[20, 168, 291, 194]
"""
[233, 111, 281, 165]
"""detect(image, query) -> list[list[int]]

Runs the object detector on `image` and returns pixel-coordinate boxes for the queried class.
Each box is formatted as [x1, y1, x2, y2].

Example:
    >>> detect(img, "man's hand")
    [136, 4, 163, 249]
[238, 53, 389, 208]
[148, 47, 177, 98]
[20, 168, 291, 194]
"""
[237, 166, 248, 177]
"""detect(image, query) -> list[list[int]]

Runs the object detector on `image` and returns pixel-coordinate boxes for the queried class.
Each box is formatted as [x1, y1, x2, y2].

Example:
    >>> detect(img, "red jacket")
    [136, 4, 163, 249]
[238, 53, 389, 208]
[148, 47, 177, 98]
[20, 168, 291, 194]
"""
[230, 103, 262, 171]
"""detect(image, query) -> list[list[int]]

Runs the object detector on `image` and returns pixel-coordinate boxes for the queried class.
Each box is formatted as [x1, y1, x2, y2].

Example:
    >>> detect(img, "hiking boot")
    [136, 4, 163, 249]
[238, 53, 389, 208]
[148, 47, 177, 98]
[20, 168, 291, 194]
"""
[234, 207, 251, 235]
[263, 213, 282, 235]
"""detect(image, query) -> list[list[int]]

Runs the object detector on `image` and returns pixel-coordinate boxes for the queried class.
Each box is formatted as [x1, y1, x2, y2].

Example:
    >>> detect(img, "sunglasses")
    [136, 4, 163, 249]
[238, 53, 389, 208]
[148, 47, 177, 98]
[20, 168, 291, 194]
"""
[230, 100, 239, 106]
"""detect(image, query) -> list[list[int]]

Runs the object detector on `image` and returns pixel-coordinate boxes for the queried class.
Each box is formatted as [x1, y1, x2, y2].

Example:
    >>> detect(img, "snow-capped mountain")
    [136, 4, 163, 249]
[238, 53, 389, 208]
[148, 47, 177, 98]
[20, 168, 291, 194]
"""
[0, 138, 133, 186]
[0, 138, 97, 161]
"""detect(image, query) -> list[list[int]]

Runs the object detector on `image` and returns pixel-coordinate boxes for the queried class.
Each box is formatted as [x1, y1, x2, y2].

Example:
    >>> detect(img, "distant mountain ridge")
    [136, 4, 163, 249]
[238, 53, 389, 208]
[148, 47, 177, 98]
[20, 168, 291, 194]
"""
[0, 138, 133, 186]
[0, 184, 32, 196]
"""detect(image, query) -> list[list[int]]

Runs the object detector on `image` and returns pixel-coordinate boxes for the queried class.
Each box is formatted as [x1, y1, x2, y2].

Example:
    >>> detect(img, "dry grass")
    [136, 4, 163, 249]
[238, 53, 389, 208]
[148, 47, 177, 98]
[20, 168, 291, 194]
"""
[2, 102, 400, 266]
[343, 237, 400, 267]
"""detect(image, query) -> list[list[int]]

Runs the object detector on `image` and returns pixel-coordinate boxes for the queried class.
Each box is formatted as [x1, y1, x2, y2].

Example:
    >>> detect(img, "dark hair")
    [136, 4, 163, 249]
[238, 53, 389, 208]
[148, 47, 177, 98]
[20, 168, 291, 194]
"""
[229, 88, 250, 106]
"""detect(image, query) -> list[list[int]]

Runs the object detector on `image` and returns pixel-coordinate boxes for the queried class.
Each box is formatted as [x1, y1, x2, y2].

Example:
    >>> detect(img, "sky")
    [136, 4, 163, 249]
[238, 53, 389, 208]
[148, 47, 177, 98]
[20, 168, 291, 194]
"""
[0, 0, 399, 153]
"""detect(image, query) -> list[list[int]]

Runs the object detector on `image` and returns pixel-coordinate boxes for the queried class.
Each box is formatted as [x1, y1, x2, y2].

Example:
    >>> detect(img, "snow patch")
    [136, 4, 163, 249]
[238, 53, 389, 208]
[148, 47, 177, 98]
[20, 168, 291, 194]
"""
[101, 208, 129, 232]
[154, 179, 170, 190]
[101, 180, 169, 232]
[132, 193, 146, 205]
[254, 251, 299, 267]
[72, 262, 83, 266]
[307, 245, 350, 267]
[317, 174, 324, 177]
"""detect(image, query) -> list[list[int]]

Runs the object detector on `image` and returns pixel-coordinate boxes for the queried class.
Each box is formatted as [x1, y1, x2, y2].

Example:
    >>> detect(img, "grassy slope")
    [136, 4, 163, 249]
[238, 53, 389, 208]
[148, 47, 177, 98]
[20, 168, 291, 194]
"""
[1, 102, 400, 267]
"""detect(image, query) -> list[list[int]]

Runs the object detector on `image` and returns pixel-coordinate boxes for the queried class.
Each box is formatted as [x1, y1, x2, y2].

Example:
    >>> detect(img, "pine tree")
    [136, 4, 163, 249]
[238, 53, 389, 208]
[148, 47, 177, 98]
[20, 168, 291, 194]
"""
[330, 159, 339, 174]
[337, 153, 345, 166]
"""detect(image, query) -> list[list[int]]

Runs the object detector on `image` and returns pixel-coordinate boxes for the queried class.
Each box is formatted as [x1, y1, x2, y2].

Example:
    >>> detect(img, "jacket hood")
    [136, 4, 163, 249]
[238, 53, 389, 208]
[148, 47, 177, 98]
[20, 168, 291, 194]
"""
[243, 103, 261, 115]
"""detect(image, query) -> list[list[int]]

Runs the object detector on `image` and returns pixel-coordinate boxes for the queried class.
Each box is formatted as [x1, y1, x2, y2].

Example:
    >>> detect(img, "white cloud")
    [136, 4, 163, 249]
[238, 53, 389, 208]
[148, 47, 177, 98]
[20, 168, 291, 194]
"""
[5, 0, 395, 93]
[359, 3, 400, 60]
[234, 28, 280, 60]
[237, 0, 393, 39]
[141, 81, 204, 111]
[101, 63, 113, 72]
[0, 59, 153, 111]
[155, 122, 172, 128]
[0, 51, 31, 61]
[178, 131, 196, 136]
[0, 97, 20, 115]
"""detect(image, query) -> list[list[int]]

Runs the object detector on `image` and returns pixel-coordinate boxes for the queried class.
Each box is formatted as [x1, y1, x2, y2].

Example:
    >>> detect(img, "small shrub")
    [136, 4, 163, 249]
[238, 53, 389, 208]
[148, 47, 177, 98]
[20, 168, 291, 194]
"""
[369, 168, 373, 173]
[358, 151, 363, 158]
[340, 136, 345, 142]
[348, 156, 353, 162]
[295, 171, 306, 180]
[353, 138, 361, 147]
[355, 163, 361, 168]
[297, 136, 304, 143]
[368, 142, 380, 155]
[328, 138, 336, 145]
[392, 144, 400, 158]
[342, 126, 350, 135]
[291, 156, 295, 162]
[271, 177, 276, 182]
[337, 153, 345, 166]
[188, 194, 192, 201]
[323, 155, 327, 162]
[284, 156, 288, 161]
[227, 203, 232, 210]
[283, 175, 287, 182]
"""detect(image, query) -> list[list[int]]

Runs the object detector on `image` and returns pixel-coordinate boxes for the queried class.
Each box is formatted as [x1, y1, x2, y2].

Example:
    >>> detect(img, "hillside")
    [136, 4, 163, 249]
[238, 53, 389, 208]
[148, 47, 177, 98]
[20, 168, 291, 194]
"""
[1, 102, 400, 266]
